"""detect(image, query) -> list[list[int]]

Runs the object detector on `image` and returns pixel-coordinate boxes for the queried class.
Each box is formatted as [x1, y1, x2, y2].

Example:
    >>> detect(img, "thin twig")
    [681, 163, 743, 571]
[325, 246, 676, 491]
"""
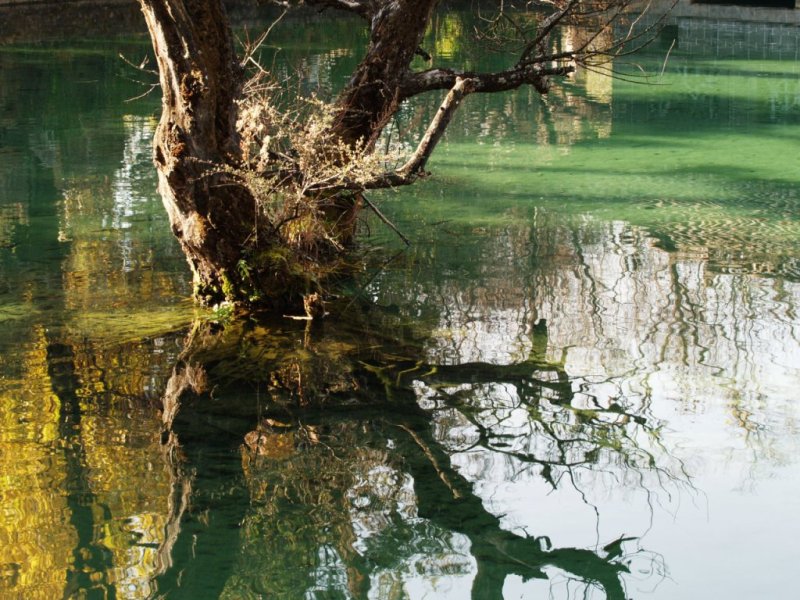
[660, 38, 676, 78]
[362, 194, 410, 246]
[239, 9, 287, 68]
[124, 83, 160, 103]
[118, 52, 157, 75]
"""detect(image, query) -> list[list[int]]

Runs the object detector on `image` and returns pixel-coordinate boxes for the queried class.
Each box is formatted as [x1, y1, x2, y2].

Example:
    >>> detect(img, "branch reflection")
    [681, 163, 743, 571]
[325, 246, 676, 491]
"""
[151, 306, 680, 599]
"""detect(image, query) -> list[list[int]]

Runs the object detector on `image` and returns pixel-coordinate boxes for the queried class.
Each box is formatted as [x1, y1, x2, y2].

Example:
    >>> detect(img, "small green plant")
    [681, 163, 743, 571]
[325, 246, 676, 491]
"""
[208, 301, 235, 324]
[237, 258, 252, 281]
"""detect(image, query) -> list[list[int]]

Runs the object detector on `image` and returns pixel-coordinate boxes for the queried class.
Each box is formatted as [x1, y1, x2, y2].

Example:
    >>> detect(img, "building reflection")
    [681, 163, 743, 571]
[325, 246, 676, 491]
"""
[59, 115, 188, 318]
[0, 325, 183, 599]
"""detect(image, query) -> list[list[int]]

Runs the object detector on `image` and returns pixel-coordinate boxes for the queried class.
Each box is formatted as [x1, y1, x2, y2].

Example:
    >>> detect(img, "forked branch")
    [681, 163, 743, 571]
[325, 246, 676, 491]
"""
[316, 76, 479, 191]
[400, 63, 575, 98]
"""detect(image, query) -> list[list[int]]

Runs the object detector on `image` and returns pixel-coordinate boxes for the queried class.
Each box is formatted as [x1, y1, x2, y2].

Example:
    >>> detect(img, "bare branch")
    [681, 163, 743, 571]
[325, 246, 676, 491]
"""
[118, 52, 157, 75]
[395, 76, 475, 179]
[239, 9, 287, 68]
[518, 0, 581, 65]
[361, 194, 410, 245]
[303, 77, 480, 192]
[400, 63, 574, 99]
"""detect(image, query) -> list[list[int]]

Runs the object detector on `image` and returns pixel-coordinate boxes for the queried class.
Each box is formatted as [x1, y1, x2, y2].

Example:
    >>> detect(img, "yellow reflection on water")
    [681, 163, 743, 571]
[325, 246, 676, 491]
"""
[0, 326, 73, 599]
[0, 327, 178, 599]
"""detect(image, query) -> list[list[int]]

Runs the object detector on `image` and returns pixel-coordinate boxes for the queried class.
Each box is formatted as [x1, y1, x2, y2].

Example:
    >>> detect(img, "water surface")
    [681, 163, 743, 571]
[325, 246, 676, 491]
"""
[0, 11, 799, 600]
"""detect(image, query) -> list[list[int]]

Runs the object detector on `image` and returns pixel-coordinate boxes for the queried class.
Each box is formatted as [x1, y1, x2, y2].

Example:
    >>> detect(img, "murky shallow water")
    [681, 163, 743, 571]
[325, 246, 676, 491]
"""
[1, 10, 799, 600]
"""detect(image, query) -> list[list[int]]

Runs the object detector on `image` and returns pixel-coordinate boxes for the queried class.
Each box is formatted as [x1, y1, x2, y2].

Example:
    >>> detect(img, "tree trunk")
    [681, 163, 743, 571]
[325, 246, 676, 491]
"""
[316, 0, 440, 247]
[136, 0, 633, 309]
[138, 0, 279, 306]
[138, 0, 442, 310]
[333, 0, 440, 147]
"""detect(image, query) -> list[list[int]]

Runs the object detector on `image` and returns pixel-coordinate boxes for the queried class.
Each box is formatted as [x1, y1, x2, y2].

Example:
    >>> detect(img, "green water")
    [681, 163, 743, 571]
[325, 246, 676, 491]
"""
[1, 10, 799, 600]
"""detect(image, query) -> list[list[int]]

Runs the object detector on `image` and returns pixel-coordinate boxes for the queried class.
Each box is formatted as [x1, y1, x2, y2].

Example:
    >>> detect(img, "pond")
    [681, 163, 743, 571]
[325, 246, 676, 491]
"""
[1, 8, 799, 600]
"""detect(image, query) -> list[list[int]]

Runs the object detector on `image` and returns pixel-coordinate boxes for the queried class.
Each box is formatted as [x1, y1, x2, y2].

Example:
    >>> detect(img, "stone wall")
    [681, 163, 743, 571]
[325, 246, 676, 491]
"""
[0, 1, 146, 43]
[676, 16, 800, 58]
[655, 0, 799, 23]
[0, 0, 128, 5]
[634, 1, 800, 59]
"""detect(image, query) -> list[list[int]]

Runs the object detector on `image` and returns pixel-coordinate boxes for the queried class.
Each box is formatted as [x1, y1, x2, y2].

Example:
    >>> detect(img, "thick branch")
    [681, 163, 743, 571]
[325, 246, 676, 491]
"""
[310, 77, 476, 192]
[308, 65, 573, 194]
[332, 0, 440, 146]
[396, 76, 474, 178]
[400, 63, 575, 99]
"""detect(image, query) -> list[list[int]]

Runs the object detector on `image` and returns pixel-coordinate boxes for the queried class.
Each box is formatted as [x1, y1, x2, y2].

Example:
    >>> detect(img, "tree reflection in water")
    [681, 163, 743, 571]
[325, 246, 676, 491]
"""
[7, 203, 798, 597]
[6, 196, 797, 598]
[151, 308, 680, 600]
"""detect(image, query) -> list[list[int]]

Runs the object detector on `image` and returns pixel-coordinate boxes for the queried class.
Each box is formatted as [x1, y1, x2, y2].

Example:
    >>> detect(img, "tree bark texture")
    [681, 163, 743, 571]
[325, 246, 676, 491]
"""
[332, 0, 440, 147]
[139, 0, 265, 305]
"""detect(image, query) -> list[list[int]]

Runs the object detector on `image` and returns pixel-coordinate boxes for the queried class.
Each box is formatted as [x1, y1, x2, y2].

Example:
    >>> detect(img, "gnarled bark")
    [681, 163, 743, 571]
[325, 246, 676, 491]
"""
[331, 0, 440, 147]
[139, 0, 262, 304]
